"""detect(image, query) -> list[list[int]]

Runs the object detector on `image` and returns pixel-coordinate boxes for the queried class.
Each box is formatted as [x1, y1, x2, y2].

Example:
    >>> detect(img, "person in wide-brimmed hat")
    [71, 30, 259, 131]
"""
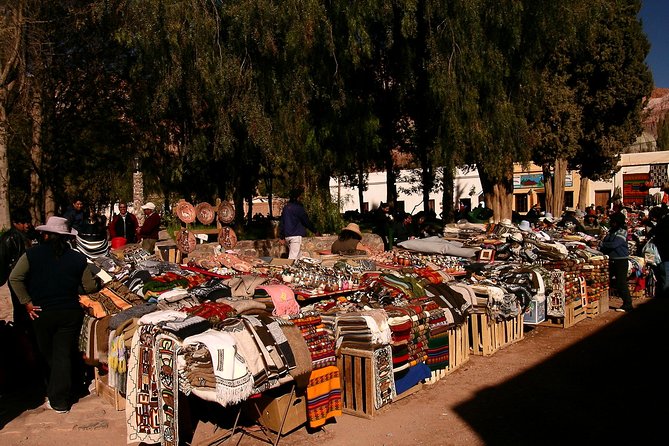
[8, 216, 101, 414]
[331, 222, 371, 255]
[137, 202, 161, 253]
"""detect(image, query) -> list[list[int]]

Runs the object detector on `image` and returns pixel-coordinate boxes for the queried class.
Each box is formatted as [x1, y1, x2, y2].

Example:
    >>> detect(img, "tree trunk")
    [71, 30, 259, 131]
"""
[442, 166, 455, 223]
[30, 86, 43, 223]
[357, 163, 365, 213]
[421, 164, 433, 214]
[553, 158, 567, 214]
[385, 152, 397, 207]
[577, 176, 589, 210]
[542, 163, 554, 215]
[478, 167, 513, 223]
[542, 159, 567, 216]
[0, 102, 10, 230]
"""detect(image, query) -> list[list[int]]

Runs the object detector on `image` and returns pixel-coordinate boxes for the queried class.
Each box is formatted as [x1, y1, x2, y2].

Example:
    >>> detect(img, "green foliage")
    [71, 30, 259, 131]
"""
[302, 193, 345, 236]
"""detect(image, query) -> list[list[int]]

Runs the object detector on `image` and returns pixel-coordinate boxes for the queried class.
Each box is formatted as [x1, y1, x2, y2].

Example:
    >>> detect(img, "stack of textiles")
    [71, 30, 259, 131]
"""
[386, 306, 413, 376]
[423, 282, 472, 325]
[287, 311, 337, 370]
[287, 311, 341, 428]
[423, 300, 449, 371]
[334, 309, 391, 351]
[385, 305, 431, 395]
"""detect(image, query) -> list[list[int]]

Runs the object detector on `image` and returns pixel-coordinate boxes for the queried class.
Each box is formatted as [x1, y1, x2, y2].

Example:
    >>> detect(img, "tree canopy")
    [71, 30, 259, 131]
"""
[0, 0, 653, 230]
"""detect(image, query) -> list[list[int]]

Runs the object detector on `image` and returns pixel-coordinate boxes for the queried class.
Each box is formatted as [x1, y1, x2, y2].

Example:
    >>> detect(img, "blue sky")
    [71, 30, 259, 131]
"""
[640, 0, 669, 88]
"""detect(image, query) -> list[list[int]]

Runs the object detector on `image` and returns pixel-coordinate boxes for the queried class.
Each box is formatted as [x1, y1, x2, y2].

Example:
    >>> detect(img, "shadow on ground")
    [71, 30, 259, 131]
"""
[454, 298, 668, 445]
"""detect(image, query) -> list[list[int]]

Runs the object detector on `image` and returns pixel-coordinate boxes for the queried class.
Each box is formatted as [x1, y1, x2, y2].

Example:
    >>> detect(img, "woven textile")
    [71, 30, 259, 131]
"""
[373, 345, 396, 409]
[155, 333, 181, 446]
[305, 365, 342, 428]
[126, 324, 162, 444]
[649, 163, 668, 186]
[182, 329, 255, 406]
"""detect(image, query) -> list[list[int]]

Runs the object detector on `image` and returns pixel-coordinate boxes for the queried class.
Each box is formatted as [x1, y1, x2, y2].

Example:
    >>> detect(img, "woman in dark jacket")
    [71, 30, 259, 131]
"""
[9, 216, 100, 413]
[599, 212, 633, 312]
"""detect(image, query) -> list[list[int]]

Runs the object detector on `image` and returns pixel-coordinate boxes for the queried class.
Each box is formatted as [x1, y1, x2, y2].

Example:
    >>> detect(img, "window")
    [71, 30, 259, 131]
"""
[362, 202, 369, 212]
[514, 194, 528, 213]
[564, 191, 574, 208]
[396, 201, 405, 213]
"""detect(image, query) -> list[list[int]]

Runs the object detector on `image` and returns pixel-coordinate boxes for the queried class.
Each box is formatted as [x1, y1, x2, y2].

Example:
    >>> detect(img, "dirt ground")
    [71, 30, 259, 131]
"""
[1, 283, 667, 446]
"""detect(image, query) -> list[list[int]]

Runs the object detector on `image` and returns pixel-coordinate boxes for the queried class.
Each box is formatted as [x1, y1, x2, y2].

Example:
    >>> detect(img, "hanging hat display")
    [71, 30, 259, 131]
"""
[218, 226, 238, 250]
[195, 202, 215, 225]
[175, 200, 196, 224]
[176, 229, 197, 254]
[218, 201, 235, 224]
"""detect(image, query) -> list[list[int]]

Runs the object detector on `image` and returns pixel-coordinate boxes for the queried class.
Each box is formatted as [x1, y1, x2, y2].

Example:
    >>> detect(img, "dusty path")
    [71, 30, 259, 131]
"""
[1, 283, 666, 445]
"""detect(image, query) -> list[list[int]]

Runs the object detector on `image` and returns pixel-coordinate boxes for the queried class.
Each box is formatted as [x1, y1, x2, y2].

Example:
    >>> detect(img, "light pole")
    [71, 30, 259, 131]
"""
[132, 155, 145, 225]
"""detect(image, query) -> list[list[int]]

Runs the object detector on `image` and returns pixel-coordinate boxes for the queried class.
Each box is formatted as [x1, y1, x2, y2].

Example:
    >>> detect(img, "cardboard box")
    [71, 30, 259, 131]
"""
[253, 389, 306, 434]
[523, 297, 546, 325]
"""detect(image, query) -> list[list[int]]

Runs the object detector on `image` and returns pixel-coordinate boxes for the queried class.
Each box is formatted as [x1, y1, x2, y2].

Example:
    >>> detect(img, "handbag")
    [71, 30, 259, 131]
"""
[642, 237, 662, 266]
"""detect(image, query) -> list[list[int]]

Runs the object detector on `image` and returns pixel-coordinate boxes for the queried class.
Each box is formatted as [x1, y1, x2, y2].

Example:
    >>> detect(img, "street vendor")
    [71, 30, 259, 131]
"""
[331, 223, 371, 255]
[599, 212, 634, 312]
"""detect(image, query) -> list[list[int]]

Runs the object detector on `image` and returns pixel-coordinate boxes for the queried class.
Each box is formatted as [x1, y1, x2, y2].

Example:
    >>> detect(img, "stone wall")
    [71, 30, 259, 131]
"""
[179, 233, 385, 261]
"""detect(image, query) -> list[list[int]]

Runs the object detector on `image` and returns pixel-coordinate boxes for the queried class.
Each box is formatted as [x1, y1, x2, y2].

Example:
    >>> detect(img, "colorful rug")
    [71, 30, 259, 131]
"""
[306, 365, 342, 428]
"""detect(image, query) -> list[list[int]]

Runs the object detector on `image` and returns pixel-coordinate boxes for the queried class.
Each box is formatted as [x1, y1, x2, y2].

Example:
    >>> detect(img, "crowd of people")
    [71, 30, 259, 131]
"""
[2, 194, 668, 414]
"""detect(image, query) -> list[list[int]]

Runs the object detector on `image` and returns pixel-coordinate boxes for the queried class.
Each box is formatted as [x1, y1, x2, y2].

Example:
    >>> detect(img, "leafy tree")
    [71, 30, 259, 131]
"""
[570, 0, 652, 209]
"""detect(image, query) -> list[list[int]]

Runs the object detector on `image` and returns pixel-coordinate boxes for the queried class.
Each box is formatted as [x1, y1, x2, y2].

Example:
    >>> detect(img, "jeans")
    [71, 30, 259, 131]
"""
[32, 309, 84, 410]
[609, 259, 633, 310]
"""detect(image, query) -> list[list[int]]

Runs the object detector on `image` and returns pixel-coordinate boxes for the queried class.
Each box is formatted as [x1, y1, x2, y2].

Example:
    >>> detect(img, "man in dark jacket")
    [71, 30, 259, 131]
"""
[0, 209, 34, 330]
[279, 188, 318, 259]
[599, 212, 634, 312]
[108, 202, 139, 244]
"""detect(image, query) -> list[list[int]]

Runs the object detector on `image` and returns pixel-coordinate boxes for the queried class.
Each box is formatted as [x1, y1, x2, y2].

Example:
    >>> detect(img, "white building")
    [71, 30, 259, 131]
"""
[330, 150, 669, 214]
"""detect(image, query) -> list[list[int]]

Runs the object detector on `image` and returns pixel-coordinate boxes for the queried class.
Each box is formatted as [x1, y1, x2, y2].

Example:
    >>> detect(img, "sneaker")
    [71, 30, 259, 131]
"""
[45, 399, 69, 414]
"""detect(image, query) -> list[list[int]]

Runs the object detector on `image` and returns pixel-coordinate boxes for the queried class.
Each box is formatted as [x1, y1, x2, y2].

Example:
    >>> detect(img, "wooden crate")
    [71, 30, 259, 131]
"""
[586, 291, 610, 318]
[426, 321, 470, 384]
[540, 299, 587, 329]
[337, 348, 375, 419]
[94, 368, 125, 411]
[469, 312, 524, 357]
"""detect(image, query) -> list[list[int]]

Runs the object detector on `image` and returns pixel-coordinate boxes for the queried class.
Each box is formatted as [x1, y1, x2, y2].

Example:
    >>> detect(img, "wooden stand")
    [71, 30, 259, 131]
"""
[337, 348, 376, 419]
[586, 291, 610, 318]
[469, 312, 524, 356]
[94, 368, 125, 411]
[426, 321, 470, 384]
[540, 299, 587, 329]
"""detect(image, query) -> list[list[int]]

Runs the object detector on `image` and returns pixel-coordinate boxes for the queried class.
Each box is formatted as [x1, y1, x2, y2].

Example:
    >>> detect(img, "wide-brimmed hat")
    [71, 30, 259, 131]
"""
[342, 222, 362, 238]
[141, 202, 156, 210]
[499, 218, 513, 227]
[518, 220, 532, 231]
[543, 212, 555, 223]
[35, 216, 77, 236]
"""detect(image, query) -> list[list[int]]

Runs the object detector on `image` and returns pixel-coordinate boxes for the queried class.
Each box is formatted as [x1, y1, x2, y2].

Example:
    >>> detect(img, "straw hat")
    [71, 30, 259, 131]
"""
[543, 212, 555, 223]
[518, 220, 532, 231]
[35, 216, 77, 236]
[499, 218, 513, 227]
[342, 222, 363, 238]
